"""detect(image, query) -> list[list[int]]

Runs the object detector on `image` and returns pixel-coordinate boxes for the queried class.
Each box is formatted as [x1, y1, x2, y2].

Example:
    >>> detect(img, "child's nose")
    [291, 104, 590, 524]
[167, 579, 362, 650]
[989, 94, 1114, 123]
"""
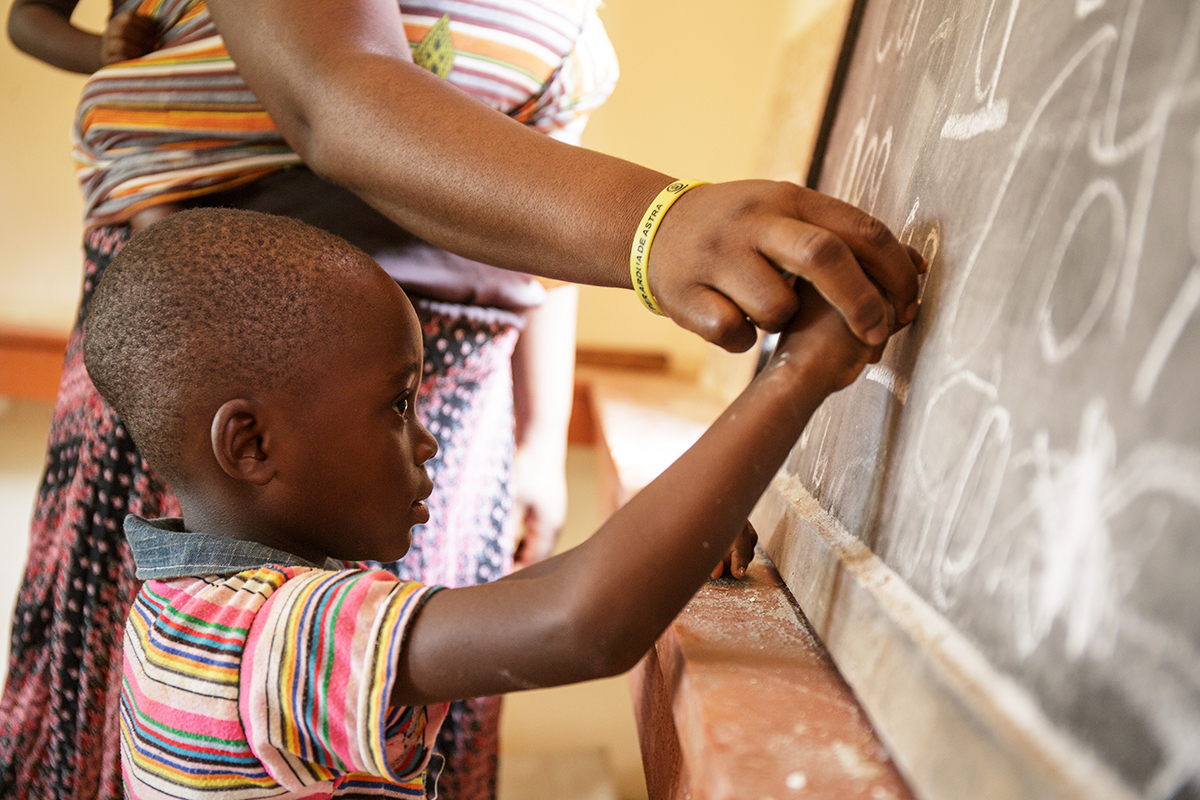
[416, 422, 438, 464]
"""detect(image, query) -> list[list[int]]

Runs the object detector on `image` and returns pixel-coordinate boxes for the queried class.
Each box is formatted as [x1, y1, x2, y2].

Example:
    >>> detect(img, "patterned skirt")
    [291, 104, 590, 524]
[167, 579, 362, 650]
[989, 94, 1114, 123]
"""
[0, 225, 521, 800]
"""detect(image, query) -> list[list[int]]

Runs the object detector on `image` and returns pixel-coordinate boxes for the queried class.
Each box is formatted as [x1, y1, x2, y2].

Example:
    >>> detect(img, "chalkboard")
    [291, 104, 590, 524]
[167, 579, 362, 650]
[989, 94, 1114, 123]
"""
[758, 1, 1200, 799]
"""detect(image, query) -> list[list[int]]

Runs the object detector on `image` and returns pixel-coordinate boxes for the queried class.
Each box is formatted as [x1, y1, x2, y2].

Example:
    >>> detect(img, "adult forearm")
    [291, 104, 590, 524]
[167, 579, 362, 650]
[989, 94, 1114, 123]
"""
[203, 0, 668, 287]
[510, 286, 577, 566]
[303, 65, 668, 287]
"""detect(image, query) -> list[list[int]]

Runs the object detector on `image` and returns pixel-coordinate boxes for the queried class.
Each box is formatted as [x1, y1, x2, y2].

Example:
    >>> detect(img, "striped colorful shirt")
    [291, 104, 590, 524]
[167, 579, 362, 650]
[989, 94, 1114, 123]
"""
[121, 562, 447, 798]
[72, 0, 619, 226]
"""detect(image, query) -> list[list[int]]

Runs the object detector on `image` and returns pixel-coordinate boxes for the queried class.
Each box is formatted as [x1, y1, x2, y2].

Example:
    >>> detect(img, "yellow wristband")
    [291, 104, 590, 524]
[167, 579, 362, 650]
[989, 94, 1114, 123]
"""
[630, 179, 710, 316]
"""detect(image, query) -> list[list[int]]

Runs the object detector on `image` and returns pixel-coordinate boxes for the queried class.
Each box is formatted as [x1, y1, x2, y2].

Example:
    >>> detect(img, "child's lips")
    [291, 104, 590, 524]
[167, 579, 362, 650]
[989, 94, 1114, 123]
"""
[411, 480, 433, 523]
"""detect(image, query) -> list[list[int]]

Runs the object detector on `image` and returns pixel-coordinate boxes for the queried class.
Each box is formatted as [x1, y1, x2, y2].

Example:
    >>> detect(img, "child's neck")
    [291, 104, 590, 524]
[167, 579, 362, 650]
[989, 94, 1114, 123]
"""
[176, 491, 330, 566]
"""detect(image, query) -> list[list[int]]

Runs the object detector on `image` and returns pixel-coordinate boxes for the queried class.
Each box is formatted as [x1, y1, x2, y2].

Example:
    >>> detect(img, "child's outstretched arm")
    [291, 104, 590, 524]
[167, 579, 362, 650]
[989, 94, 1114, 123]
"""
[8, 0, 156, 74]
[395, 285, 892, 705]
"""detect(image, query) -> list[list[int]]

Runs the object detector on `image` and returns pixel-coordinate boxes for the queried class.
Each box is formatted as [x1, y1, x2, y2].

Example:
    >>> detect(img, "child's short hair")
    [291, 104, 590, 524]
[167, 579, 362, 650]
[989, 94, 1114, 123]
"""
[84, 208, 377, 481]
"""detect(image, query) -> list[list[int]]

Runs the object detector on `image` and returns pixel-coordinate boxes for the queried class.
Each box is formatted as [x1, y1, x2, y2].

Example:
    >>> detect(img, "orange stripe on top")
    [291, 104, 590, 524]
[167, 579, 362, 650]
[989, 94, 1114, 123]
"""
[84, 108, 278, 134]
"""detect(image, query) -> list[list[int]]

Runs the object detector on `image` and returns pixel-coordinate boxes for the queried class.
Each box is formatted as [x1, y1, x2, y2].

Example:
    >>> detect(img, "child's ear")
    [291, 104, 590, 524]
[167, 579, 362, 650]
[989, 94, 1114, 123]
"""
[210, 398, 275, 486]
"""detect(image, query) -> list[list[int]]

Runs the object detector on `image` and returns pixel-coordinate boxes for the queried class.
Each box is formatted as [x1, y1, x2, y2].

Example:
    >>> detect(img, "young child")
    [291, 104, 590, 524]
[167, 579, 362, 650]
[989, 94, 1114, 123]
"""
[83, 208, 902, 798]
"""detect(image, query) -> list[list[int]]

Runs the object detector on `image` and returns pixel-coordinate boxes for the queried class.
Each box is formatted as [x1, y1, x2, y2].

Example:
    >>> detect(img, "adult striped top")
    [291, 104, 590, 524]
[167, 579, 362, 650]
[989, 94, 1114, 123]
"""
[120, 524, 448, 799]
[72, 0, 619, 227]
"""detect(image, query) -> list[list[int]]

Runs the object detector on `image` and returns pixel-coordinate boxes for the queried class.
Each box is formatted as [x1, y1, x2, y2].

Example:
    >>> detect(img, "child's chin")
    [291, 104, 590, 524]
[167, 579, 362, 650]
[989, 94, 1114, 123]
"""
[340, 537, 412, 566]
[380, 534, 414, 563]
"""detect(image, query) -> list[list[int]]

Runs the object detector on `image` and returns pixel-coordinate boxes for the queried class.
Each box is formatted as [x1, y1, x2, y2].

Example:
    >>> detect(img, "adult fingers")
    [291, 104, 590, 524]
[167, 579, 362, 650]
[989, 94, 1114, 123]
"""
[667, 286, 761, 353]
[698, 254, 802, 335]
[757, 215, 892, 345]
[794, 190, 925, 323]
[906, 243, 930, 274]
[124, 14, 158, 38]
[120, 13, 155, 33]
[103, 14, 158, 63]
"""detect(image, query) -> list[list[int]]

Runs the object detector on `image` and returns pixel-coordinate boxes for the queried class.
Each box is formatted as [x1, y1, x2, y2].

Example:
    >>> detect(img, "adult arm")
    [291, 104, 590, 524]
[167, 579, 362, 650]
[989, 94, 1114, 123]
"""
[203, 0, 925, 352]
[7, 0, 101, 73]
[510, 285, 577, 569]
[8, 0, 159, 74]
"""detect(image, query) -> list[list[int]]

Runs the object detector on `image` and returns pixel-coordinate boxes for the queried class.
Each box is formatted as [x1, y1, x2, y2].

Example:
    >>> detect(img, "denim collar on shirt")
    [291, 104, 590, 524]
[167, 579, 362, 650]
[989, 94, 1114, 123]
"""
[124, 514, 341, 580]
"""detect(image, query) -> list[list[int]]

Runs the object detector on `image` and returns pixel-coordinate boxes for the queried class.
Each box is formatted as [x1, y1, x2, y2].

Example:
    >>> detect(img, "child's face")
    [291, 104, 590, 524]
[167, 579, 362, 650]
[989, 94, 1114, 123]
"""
[268, 275, 438, 563]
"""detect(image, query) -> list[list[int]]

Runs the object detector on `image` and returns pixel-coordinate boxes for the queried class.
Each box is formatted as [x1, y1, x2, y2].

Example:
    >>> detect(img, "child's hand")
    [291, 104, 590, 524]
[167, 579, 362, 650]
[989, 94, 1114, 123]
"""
[101, 11, 158, 66]
[771, 282, 893, 396]
[710, 521, 758, 580]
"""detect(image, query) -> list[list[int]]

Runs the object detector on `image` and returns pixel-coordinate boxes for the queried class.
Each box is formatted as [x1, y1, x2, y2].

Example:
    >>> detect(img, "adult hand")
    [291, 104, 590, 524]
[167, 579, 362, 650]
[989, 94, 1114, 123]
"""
[509, 285, 575, 570]
[511, 444, 568, 570]
[649, 180, 928, 353]
[101, 11, 158, 66]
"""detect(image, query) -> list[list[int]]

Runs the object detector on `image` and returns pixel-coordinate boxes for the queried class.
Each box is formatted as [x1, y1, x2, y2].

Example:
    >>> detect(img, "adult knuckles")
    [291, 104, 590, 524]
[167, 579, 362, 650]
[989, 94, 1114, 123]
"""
[798, 229, 854, 274]
[855, 212, 894, 251]
[775, 180, 811, 217]
[845, 290, 887, 337]
[777, 181, 825, 220]
[755, 291, 800, 334]
[797, 233, 888, 335]
[693, 309, 756, 352]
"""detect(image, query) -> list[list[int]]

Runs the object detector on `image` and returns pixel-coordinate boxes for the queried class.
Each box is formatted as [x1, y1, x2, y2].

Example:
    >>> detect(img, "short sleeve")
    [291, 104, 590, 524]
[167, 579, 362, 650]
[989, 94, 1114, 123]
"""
[240, 569, 446, 792]
[521, 9, 620, 145]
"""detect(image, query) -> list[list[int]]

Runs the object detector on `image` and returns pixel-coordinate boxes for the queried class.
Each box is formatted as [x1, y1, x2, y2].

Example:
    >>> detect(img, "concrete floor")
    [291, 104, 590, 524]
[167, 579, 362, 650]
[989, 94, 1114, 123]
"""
[0, 398, 647, 800]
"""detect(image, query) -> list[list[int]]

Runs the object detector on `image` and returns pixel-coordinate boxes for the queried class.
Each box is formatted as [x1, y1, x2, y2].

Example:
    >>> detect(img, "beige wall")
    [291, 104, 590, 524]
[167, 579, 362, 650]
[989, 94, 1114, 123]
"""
[1, 0, 106, 333]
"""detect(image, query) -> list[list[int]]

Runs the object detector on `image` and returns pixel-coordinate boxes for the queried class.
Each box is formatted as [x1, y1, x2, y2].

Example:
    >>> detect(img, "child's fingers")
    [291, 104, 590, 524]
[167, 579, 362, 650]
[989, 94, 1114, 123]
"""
[732, 521, 757, 578]
[710, 522, 758, 580]
[711, 559, 726, 580]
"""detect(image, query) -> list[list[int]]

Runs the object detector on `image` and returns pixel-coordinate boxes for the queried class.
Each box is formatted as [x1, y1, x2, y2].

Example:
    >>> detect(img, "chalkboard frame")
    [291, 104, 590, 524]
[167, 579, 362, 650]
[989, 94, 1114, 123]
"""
[804, 0, 869, 191]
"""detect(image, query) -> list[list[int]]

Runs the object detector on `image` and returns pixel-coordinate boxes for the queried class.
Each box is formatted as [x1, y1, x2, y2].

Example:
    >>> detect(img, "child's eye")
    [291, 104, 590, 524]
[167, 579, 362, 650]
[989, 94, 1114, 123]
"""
[393, 396, 410, 416]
